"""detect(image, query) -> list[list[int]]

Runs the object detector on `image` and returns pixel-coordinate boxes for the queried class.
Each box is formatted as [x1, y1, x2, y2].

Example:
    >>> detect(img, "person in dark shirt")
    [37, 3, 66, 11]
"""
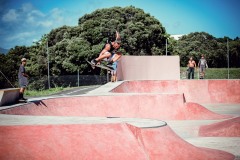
[91, 31, 121, 66]
[18, 58, 29, 101]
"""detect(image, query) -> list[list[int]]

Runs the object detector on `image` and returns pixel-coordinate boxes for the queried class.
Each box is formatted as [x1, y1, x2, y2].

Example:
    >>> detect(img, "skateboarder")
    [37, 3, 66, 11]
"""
[108, 52, 122, 82]
[90, 31, 121, 66]
[18, 58, 29, 101]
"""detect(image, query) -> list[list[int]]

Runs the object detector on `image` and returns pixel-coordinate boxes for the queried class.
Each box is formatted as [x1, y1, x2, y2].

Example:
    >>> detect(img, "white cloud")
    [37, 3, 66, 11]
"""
[31, 10, 45, 17]
[49, 8, 65, 26]
[27, 10, 45, 23]
[6, 31, 35, 41]
[32, 39, 38, 43]
[37, 21, 53, 27]
[50, 8, 63, 17]
[21, 3, 34, 12]
[2, 9, 18, 22]
[5, 31, 39, 48]
[25, 7, 66, 28]
[1, 2, 80, 48]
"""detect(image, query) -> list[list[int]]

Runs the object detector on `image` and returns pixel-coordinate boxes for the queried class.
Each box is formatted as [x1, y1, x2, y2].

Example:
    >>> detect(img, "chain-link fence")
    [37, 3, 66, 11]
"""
[2, 68, 240, 89]
[28, 75, 109, 90]
[0, 74, 109, 90]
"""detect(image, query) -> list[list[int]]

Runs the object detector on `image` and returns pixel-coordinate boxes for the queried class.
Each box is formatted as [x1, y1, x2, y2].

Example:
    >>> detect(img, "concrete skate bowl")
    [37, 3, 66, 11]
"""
[111, 80, 240, 104]
[0, 94, 231, 120]
[199, 116, 240, 137]
[0, 117, 235, 160]
[0, 80, 237, 159]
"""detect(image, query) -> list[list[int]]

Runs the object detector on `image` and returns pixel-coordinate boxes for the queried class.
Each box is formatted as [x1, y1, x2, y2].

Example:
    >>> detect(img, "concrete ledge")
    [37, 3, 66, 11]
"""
[117, 56, 180, 80]
[0, 88, 20, 106]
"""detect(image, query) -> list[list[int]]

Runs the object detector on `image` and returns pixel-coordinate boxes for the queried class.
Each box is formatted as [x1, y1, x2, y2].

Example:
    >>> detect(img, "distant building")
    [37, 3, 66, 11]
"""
[170, 34, 184, 40]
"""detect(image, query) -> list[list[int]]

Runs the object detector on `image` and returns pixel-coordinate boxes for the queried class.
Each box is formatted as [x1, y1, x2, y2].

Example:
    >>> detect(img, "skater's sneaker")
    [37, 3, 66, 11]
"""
[19, 97, 27, 101]
[107, 61, 113, 66]
[107, 65, 114, 70]
[22, 97, 28, 101]
[90, 59, 98, 65]
[106, 61, 113, 68]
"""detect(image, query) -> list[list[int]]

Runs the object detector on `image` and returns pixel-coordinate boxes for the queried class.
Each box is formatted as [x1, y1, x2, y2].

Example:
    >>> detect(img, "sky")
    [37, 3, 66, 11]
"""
[0, 0, 240, 49]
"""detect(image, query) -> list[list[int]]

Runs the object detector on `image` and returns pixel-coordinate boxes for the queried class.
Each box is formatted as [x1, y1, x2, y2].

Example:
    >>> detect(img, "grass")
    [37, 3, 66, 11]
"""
[25, 87, 70, 97]
[181, 67, 240, 79]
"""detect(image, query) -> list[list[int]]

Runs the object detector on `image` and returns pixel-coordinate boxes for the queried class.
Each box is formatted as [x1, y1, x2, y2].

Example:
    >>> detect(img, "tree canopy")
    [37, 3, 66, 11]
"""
[1, 6, 240, 89]
[175, 32, 240, 67]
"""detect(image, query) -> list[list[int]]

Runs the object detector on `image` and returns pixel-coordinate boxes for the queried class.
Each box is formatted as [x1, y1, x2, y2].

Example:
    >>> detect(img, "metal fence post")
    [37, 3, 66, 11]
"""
[78, 69, 79, 87]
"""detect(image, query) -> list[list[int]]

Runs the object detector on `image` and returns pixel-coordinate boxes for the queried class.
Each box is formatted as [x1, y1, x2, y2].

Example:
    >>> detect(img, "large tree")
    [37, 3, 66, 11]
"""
[0, 46, 28, 89]
[25, 6, 168, 78]
[78, 6, 167, 55]
[175, 32, 240, 68]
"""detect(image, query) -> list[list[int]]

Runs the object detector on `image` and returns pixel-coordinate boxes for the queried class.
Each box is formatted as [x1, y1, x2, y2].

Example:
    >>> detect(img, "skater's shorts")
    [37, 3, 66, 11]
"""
[200, 65, 206, 72]
[110, 61, 118, 75]
[19, 79, 28, 88]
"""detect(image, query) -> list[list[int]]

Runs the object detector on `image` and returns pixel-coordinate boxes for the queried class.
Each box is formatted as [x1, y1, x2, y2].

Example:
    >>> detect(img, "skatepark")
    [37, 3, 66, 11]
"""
[0, 56, 239, 159]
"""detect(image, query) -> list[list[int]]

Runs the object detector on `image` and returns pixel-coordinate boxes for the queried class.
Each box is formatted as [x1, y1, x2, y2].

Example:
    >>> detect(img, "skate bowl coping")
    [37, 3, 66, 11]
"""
[111, 80, 240, 103]
[0, 88, 20, 106]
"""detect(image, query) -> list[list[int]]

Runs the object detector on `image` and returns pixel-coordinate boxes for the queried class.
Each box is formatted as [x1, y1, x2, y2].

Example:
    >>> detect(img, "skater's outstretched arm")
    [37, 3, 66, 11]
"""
[115, 31, 121, 41]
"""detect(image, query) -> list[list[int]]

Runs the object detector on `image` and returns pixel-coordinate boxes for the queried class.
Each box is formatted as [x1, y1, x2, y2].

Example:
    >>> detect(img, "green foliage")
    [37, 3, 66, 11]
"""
[25, 86, 66, 97]
[180, 67, 240, 79]
[175, 32, 240, 68]
[25, 6, 167, 79]
[0, 46, 28, 88]
[78, 6, 167, 55]
[28, 76, 48, 90]
[204, 68, 240, 79]
[1, 6, 240, 90]
[0, 53, 9, 88]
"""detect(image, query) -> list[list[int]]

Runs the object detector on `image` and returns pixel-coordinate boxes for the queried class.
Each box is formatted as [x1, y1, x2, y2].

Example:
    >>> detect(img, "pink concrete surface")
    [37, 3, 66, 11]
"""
[0, 79, 237, 159]
[111, 80, 240, 103]
[117, 56, 180, 80]
[0, 123, 234, 160]
[0, 124, 148, 160]
[137, 125, 234, 160]
[0, 94, 230, 120]
[199, 117, 240, 137]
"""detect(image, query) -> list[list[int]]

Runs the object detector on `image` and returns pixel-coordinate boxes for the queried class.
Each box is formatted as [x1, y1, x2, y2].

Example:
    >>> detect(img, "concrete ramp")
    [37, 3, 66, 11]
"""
[111, 80, 240, 103]
[199, 117, 240, 137]
[0, 119, 234, 160]
[117, 56, 180, 80]
[0, 94, 230, 120]
[0, 88, 19, 106]
[139, 125, 234, 160]
[0, 79, 238, 159]
[0, 123, 148, 160]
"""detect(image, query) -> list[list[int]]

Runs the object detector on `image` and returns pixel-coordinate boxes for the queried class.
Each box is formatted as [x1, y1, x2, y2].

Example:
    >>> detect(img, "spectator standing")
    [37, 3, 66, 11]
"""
[187, 56, 197, 79]
[198, 54, 208, 79]
[18, 58, 29, 101]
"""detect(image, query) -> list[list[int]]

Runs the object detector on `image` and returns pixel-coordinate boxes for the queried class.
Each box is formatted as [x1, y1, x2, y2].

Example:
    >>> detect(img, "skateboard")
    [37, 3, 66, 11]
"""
[18, 99, 28, 103]
[199, 72, 204, 79]
[86, 60, 113, 71]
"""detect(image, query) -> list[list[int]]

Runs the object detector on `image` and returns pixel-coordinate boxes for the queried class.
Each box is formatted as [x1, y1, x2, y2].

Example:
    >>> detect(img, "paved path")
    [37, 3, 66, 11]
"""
[52, 85, 101, 96]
